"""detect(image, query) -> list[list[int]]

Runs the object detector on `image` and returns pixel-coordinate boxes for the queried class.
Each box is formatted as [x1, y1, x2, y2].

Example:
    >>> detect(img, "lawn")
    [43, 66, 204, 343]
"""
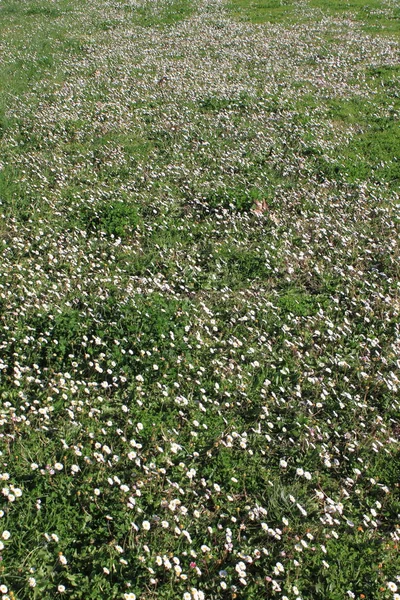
[0, 0, 399, 598]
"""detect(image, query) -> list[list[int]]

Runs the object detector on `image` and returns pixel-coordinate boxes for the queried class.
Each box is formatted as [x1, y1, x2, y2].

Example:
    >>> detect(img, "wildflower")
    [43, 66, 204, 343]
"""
[388, 583, 398, 593]
[275, 562, 284, 573]
[1, 531, 10, 540]
[235, 561, 246, 572]
[142, 521, 151, 531]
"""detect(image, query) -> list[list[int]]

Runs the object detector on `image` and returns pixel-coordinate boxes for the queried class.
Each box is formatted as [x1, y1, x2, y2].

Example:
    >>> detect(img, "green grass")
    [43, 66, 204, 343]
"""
[227, 0, 400, 37]
[0, 0, 399, 598]
[126, 0, 195, 28]
[226, 0, 296, 24]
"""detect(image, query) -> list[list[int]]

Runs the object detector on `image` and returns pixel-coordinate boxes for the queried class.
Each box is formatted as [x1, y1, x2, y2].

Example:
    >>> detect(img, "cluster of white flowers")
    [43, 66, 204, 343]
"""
[0, 0, 399, 597]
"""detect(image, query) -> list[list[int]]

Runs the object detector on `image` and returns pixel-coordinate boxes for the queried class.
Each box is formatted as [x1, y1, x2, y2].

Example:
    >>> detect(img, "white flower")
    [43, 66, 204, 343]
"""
[123, 594, 136, 600]
[280, 459, 287, 468]
[1, 531, 10, 540]
[388, 582, 398, 593]
[142, 520, 151, 531]
[28, 577, 36, 587]
[59, 554, 68, 565]
[0, 585, 7, 594]
[54, 463, 63, 471]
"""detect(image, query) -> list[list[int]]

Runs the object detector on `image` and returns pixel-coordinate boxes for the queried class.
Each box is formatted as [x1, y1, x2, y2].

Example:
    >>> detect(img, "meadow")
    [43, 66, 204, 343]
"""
[0, 0, 399, 597]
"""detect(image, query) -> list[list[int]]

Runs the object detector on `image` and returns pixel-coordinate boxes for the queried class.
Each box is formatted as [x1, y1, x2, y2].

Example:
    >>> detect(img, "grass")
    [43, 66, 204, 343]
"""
[227, 0, 400, 38]
[0, 0, 399, 598]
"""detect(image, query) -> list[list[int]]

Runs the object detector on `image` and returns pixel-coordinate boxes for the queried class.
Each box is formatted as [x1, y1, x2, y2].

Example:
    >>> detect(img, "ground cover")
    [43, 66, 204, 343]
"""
[0, 0, 399, 598]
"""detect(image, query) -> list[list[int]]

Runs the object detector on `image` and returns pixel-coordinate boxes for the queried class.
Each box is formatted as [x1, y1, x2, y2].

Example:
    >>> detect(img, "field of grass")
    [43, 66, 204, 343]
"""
[0, 0, 399, 598]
